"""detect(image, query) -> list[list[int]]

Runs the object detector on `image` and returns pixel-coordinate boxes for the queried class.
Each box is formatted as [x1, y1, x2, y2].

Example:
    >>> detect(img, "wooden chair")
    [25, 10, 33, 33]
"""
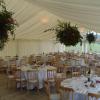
[55, 78, 65, 93]
[66, 67, 72, 78]
[47, 68, 57, 83]
[9, 59, 16, 67]
[57, 66, 65, 73]
[61, 86, 74, 100]
[0, 59, 7, 73]
[71, 67, 80, 77]
[14, 68, 27, 90]
[80, 67, 86, 76]
[95, 67, 100, 76]
[56, 73, 66, 79]
[44, 80, 61, 100]
[72, 72, 80, 77]
[20, 58, 28, 66]
[27, 68, 39, 92]
[6, 68, 15, 88]
[88, 93, 100, 100]
[55, 78, 61, 93]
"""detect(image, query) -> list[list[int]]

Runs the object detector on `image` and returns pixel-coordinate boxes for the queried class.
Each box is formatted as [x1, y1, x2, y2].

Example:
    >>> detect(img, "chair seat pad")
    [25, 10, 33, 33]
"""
[50, 93, 60, 100]
[8, 75, 14, 79]
[28, 80, 38, 83]
[15, 78, 26, 81]
[48, 79, 55, 82]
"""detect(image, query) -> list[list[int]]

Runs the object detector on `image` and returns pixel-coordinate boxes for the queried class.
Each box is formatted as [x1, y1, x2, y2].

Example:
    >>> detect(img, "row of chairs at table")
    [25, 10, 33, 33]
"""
[6, 66, 99, 100]
[7, 67, 57, 90]
[7, 65, 90, 89]
[7, 68, 39, 91]
[44, 78, 100, 100]
[44, 66, 98, 100]
[57, 66, 90, 77]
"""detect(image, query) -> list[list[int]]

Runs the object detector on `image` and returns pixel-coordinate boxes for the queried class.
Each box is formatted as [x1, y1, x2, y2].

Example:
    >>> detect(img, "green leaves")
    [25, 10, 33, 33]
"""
[86, 33, 96, 44]
[44, 20, 83, 46]
[0, 0, 17, 50]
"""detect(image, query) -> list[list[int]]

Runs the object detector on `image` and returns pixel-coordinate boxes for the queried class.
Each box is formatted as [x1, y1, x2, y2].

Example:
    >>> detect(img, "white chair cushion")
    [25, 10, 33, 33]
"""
[8, 75, 14, 79]
[28, 80, 38, 83]
[16, 78, 26, 81]
[50, 94, 60, 100]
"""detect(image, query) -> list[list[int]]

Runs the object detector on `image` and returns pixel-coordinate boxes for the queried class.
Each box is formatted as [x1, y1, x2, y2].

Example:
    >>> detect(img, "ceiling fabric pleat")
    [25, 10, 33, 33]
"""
[29, 0, 100, 33]
[5, 0, 61, 40]
[3, 0, 100, 40]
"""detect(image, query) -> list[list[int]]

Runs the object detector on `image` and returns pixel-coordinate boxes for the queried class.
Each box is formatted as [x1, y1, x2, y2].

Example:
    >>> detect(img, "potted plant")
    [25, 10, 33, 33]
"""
[44, 20, 83, 47]
[86, 32, 96, 51]
[0, 0, 18, 50]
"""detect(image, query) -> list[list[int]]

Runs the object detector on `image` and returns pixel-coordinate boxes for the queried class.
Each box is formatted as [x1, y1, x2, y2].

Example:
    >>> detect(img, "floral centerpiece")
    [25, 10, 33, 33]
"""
[0, 0, 18, 50]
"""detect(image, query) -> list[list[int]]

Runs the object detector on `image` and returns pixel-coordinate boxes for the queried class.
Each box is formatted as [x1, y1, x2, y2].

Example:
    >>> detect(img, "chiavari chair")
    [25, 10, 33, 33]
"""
[61, 86, 74, 100]
[6, 67, 15, 88]
[27, 68, 39, 92]
[88, 93, 100, 100]
[47, 68, 57, 83]
[14, 68, 27, 90]
[44, 80, 61, 100]
[71, 67, 80, 77]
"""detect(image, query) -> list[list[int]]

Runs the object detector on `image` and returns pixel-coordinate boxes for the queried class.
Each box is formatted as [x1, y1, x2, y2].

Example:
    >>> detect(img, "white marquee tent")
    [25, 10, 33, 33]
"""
[0, 0, 100, 57]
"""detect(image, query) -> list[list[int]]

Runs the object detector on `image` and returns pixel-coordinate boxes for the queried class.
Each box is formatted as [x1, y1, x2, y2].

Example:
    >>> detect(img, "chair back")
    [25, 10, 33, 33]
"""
[61, 86, 74, 100]
[9, 59, 16, 68]
[72, 72, 80, 77]
[27, 68, 38, 81]
[88, 93, 100, 100]
[44, 80, 50, 100]
[14, 68, 22, 80]
[20, 58, 28, 66]
[57, 67, 65, 73]
[47, 69, 56, 80]
[55, 78, 65, 93]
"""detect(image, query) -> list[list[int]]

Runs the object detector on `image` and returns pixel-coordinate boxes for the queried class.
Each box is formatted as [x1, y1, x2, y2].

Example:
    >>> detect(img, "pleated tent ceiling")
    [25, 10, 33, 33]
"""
[31, 0, 100, 33]
[4, 0, 100, 40]
[5, 0, 62, 40]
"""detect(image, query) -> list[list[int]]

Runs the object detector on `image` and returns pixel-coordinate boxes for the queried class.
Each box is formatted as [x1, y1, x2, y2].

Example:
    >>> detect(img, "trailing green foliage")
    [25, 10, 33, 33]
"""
[0, 0, 18, 50]
[86, 33, 96, 44]
[45, 20, 83, 46]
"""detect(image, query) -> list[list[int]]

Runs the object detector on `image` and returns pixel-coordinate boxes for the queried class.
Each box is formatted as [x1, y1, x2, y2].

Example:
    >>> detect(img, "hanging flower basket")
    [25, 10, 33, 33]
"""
[86, 33, 96, 44]
[44, 20, 83, 46]
[0, 0, 18, 50]
[86, 32, 97, 52]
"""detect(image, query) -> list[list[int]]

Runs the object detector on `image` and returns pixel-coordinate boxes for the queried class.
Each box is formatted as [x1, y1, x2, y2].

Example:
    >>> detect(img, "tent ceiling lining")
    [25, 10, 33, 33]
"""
[4, 0, 100, 40]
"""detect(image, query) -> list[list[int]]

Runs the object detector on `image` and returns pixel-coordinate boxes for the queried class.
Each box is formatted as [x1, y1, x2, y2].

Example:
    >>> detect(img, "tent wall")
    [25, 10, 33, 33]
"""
[39, 41, 65, 53]
[17, 40, 41, 56]
[0, 41, 17, 58]
[0, 40, 65, 58]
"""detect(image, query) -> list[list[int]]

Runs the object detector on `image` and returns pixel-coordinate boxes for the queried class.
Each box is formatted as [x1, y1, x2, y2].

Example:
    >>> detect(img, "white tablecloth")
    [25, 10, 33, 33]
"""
[61, 76, 100, 100]
[17, 65, 56, 89]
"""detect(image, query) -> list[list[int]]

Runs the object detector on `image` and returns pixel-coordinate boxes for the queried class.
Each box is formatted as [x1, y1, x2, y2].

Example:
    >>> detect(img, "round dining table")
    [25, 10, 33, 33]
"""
[16, 65, 57, 89]
[61, 75, 100, 100]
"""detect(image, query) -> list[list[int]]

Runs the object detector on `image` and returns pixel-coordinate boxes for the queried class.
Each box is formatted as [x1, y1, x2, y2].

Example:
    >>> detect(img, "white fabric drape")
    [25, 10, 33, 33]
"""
[4, 0, 100, 40]
[28, 0, 100, 32]
[0, 40, 65, 58]
[0, 0, 100, 57]
[4, 0, 62, 40]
